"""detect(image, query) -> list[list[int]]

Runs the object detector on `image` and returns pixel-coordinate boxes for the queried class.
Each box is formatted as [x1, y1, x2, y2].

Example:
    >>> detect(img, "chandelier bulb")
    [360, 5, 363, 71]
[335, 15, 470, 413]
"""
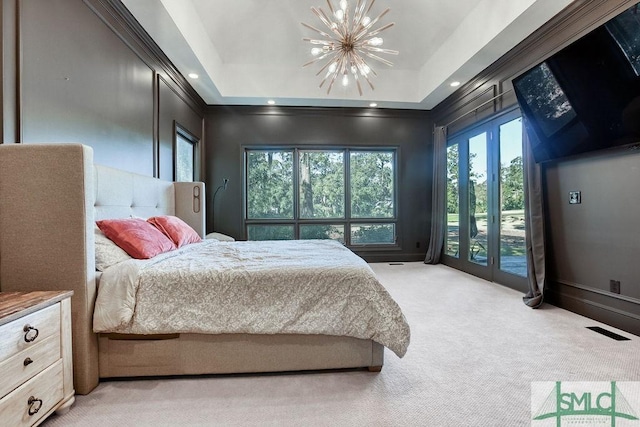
[342, 74, 349, 86]
[362, 64, 371, 76]
[328, 62, 338, 73]
[335, 9, 344, 21]
[369, 37, 383, 46]
[350, 65, 357, 74]
[362, 16, 371, 26]
[311, 48, 322, 56]
[340, 0, 348, 12]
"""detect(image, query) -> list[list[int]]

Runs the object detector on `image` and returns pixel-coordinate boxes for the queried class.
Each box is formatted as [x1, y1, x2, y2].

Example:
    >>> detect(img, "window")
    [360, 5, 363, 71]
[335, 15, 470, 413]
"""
[245, 148, 397, 246]
[175, 124, 199, 182]
[350, 151, 394, 219]
[299, 151, 344, 219]
[246, 150, 294, 219]
[446, 144, 460, 257]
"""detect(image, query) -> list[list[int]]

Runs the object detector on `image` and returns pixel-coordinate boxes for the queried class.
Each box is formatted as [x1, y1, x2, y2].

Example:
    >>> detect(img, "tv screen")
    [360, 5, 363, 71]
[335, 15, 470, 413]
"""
[607, 4, 640, 76]
[513, 62, 577, 138]
[513, 3, 640, 162]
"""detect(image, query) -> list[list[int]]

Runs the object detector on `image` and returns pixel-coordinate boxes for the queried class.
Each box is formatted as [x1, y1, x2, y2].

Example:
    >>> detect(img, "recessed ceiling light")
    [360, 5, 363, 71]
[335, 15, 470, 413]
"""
[188, 73, 199, 79]
[369, 103, 378, 107]
[450, 81, 461, 87]
[267, 100, 276, 105]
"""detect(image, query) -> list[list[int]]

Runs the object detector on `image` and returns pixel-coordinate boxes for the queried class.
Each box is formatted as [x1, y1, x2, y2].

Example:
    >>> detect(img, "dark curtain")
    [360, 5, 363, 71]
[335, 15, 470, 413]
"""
[522, 119, 546, 308]
[425, 126, 447, 264]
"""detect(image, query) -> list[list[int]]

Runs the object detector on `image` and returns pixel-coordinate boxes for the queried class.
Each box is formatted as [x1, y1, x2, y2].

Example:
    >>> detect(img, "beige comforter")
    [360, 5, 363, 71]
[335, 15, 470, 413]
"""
[93, 239, 410, 357]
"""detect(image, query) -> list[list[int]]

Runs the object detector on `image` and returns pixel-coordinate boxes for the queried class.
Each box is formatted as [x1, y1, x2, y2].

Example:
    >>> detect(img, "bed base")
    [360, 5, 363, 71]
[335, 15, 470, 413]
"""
[98, 333, 384, 378]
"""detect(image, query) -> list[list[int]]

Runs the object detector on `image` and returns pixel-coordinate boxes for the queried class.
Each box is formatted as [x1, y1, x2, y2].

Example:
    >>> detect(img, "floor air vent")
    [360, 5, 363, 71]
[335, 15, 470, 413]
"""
[586, 326, 630, 341]
[389, 263, 404, 266]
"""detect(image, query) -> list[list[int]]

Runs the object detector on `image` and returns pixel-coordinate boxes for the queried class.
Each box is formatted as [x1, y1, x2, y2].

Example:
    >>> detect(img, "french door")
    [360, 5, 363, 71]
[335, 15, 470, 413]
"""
[443, 109, 528, 291]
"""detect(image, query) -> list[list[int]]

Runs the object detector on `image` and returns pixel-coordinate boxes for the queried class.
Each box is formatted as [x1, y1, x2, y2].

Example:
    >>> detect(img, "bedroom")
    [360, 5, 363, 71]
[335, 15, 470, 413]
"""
[1, 0, 639, 425]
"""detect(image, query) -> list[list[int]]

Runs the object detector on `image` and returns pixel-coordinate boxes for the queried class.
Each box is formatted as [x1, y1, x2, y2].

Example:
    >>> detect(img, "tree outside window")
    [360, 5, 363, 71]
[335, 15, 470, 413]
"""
[175, 125, 198, 182]
[245, 148, 397, 246]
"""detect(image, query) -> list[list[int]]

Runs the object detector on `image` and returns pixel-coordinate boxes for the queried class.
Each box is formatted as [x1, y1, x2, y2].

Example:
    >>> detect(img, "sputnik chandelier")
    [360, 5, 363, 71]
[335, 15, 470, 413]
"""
[301, 0, 398, 95]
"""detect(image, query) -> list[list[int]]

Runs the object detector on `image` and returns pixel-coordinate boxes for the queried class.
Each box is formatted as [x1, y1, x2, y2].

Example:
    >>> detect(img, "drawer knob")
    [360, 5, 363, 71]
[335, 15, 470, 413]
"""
[23, 325, 39, 343]
[27, 396, 43, 416]
[23, 357, 33, 366]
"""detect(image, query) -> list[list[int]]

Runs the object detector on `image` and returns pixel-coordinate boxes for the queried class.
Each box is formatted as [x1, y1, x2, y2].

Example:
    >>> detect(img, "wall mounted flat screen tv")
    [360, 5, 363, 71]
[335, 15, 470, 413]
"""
[513, 3, 640, 163]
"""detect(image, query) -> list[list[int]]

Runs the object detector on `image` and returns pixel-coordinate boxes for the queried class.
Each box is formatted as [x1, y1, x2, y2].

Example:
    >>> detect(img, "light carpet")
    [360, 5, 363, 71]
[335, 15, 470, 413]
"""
[43, 263, 640, 426]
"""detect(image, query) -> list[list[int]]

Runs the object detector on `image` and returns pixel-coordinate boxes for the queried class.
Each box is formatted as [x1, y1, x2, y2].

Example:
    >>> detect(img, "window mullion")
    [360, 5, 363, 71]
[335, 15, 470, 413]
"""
[293, 148, 300, 239]
[344, 148, 351, 246]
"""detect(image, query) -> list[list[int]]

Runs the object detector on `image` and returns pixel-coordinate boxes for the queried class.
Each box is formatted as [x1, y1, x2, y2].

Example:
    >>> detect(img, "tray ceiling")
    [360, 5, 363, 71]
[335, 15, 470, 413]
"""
[122, 0, 574, 109]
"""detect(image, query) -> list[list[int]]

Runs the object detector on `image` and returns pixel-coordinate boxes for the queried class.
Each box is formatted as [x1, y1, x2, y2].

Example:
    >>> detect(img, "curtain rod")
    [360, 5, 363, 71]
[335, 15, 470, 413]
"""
[444, 89, 513, 128]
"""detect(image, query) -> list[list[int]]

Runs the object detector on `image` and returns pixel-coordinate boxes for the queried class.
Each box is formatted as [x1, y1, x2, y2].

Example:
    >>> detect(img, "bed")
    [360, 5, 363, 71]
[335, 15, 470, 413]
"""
[0, 144, 410, 395]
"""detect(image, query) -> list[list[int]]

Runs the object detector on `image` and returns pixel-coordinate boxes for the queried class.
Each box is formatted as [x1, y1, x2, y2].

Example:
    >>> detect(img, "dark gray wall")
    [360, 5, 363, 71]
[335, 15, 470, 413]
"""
[205, 106, 432, 262]
[158, 76, 203, 181]
[1, 0, 205, 178]
[545, 150, 640, 299]
[433, 0, 640, 335]
[544, 149, 640, 333]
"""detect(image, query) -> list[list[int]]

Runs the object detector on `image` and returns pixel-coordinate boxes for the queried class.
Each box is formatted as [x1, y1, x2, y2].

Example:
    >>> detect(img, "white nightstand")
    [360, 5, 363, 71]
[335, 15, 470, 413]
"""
[0, 291, 75, 426]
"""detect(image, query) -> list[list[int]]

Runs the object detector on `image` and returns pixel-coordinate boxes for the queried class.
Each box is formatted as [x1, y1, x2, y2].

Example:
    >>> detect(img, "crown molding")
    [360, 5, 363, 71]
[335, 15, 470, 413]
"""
[206, 105, 432, 120]
[432, 0, 636, 126]
[83, 0, 206, 113]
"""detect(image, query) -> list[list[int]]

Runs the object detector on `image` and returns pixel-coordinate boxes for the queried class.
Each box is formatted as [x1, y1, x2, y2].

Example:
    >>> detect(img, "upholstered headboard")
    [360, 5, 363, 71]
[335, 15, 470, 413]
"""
[93, 164, 205, 235]
[0, 143, 205, 394]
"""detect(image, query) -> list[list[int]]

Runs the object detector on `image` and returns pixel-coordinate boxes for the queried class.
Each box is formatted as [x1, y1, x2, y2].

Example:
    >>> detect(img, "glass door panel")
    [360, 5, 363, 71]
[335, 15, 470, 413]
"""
[468, 133, 488, 265]
[442, 109, 528, 291]
[499, 118, 528, 277]
[446, 144, 460, 257]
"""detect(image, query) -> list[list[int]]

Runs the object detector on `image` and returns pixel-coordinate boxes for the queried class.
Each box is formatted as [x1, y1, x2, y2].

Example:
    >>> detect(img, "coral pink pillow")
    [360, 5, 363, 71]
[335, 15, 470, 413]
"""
[96, 218, 176, 259]
[147, 215, 202, 248]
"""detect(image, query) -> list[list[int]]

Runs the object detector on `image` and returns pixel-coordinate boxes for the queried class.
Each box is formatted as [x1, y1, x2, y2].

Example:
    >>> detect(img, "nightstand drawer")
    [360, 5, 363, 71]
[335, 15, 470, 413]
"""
[0, 360, 64, 427]
[0, 304, 60, 362]
[0, 333, 61, 399]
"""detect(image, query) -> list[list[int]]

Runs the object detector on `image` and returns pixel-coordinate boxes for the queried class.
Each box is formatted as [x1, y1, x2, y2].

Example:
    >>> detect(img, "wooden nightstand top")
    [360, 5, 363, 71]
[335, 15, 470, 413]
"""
[0, 291, 73, 326]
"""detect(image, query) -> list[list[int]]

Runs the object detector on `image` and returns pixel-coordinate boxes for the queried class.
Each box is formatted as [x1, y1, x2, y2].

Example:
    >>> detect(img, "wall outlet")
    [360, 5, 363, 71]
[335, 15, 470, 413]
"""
[610, 280, 621, 294]
[416, 241, 420, 248]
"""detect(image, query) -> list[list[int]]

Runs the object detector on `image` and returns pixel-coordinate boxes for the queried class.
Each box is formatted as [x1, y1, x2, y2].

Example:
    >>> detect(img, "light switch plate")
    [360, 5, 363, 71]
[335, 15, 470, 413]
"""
[569, 191, 581, 204]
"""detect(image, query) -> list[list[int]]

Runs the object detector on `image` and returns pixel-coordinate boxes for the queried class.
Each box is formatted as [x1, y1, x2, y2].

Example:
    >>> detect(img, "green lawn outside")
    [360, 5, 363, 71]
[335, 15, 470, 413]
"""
[446, 209, 526, 257]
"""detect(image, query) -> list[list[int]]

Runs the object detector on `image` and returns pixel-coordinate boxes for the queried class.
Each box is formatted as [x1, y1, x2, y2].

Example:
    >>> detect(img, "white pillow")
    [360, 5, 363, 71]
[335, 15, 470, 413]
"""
[94, 225, 132, 271]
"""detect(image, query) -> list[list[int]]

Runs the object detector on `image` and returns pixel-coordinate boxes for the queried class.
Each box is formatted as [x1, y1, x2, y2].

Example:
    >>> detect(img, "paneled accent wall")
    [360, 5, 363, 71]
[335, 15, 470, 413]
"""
[205, 106, 432, 262]
[0, 0, 205, 178]
[157, 76, 203, 181]
[432, 0, 640, 335]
